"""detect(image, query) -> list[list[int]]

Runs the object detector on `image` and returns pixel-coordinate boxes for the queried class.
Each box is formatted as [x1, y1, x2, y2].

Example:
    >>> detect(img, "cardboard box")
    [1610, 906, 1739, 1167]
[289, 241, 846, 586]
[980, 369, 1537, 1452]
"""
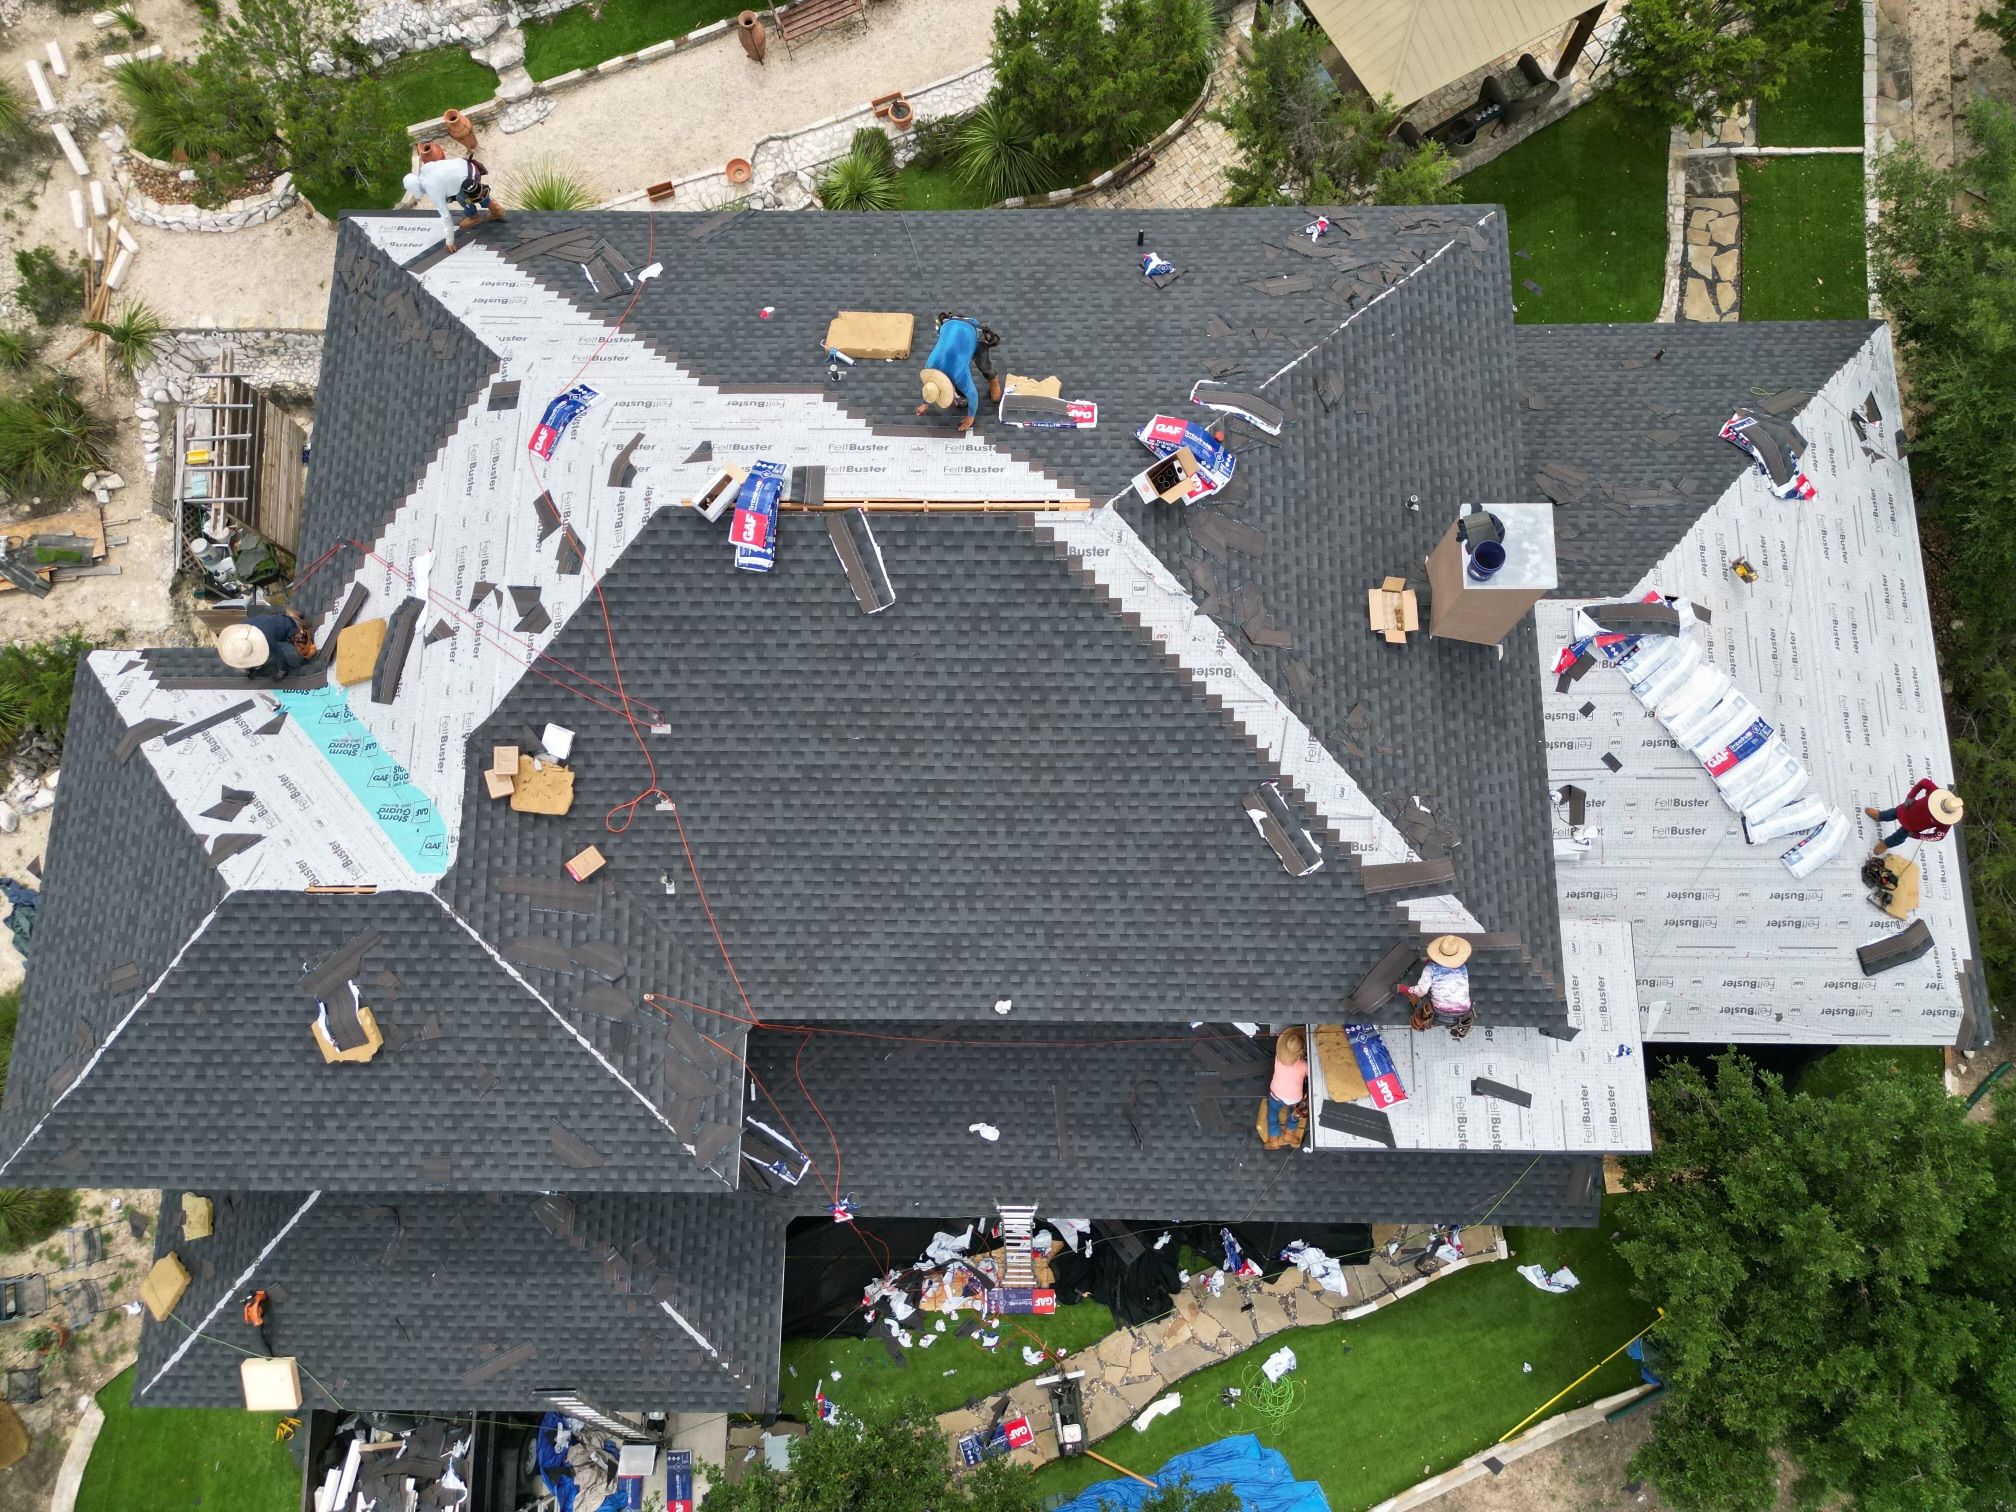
[311, 1003, 383, 1064]
[140, 1251, 190, 1321]
[240, 1356, 302, 1412]
[334, 618, 386, 685]
[565, 845, 606, 881]
[1003, 373, 1062, 397]
[511, 757, 575, 815]
[542, 723, 575, 762]
[824, 310, 915, 361]
[181, 1192, 213, 1240]
[1131, 447, 1200, 504]
[483, 769, 516, 800]
[490, 745, 519, 776]
[1366, 576, 1420, 644]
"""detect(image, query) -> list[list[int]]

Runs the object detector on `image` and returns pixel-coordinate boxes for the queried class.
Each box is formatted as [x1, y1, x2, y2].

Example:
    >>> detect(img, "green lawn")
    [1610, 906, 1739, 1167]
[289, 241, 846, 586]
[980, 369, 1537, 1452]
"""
[78, 1367, 300, 1512]
[1456, 91, 1670, 323]
[779, 1299, 1120, 1422]
[385, 47, 500, 126]
[1758, 0, 1864, 147]
[1739, 156, 1868, 319]
[895, 162, 994, 211]
[524, 0, 744, 81]
[1025, 1219, 1653, 1512]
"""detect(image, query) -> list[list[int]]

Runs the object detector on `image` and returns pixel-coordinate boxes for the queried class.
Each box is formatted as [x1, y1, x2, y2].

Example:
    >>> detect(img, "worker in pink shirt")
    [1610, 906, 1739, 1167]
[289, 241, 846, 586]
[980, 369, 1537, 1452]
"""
[1865, 778, 1963, 855]
[1257, 1027, 1308, 1150]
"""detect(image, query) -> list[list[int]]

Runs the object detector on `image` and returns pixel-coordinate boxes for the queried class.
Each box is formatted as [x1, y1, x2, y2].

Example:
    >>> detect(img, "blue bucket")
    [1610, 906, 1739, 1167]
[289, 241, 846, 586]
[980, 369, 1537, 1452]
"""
[1468, 540, 1507, 582]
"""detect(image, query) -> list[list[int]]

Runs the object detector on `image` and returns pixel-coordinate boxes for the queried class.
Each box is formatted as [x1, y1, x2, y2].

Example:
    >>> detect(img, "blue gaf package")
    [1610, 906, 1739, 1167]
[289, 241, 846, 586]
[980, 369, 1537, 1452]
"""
[730, 459, 787, 573]
[1136, 414, 1237, 484]
[528, 383, 601, 459]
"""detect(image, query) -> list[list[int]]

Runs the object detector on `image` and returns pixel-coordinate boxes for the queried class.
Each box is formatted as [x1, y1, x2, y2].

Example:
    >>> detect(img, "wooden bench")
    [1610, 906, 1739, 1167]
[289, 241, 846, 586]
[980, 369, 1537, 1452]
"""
[769, 0, 865, 54]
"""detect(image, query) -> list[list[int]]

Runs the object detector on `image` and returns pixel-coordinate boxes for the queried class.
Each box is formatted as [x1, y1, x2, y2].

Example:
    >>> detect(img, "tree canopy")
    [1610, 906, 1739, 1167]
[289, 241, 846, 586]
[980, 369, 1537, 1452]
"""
[1212, 21, 1450, 206]
[1617, 1052, 2016, 1511]
[1609, 0, 1842, 131]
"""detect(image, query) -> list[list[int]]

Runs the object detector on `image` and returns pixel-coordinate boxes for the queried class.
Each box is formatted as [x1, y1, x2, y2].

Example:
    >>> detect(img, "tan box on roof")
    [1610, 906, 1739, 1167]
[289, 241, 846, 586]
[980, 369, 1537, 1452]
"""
[141, 1251, 190, 1321]
[824, 311, 915, 361]
[240, 1356, 302, 1412]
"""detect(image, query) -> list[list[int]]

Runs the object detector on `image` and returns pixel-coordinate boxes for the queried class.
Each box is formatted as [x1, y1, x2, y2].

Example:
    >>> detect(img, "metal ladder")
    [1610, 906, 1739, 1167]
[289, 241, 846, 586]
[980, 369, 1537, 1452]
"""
[997, 1203, 1040, 1287]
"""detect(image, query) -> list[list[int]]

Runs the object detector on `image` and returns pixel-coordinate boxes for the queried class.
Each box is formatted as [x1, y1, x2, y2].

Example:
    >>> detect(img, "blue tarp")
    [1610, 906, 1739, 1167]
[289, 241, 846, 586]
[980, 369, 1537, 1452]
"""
[1052, 1435, 1330, 1512]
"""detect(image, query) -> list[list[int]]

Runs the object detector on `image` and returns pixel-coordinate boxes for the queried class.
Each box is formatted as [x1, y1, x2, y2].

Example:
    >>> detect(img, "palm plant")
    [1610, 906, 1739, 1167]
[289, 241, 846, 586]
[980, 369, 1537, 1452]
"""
[112, 5, 147, 37]
[0, 80, 25, 141]
[109, 56, 204, 161]
[83, 300, 166, 381]
[503, 160, 599, 211]
[952, 103, 1046, 203]
[0, 328, 38, 371]
[817, 147, 898, 212]
[0, 379, 113, 497]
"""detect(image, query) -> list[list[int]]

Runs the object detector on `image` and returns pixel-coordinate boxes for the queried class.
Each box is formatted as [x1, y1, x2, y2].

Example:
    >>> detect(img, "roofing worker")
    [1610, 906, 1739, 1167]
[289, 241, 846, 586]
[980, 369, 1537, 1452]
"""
[216, 608, 314, 682]
[914, 312, 1002, 433]
[1399, 934, 1475, 1039]
[1256, 1026, 1307, 1150]
[402, 142, 504, 252]
[1866, 779, 1964, 856]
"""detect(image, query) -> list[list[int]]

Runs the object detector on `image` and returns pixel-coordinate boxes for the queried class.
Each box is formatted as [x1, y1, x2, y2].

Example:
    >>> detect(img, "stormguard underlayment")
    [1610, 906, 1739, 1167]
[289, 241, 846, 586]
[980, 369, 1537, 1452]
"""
[1540, 327, 1971, 1044]
[1311, 918, 1652, 1152]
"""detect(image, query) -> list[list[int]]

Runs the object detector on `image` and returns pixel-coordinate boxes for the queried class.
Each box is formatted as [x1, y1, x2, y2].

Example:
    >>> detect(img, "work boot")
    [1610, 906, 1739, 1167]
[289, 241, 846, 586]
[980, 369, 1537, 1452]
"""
[459, 214, 483, 231]
[1863, 806, 1881, 819]
[1872, 841, 1889, 856]
[988, 375, 1003, 403]
[487, 204, 506, 222]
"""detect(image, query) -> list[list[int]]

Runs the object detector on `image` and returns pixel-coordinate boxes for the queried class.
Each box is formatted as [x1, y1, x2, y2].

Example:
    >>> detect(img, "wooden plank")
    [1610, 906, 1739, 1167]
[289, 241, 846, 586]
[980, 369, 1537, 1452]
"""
[251, 393, 307, 553]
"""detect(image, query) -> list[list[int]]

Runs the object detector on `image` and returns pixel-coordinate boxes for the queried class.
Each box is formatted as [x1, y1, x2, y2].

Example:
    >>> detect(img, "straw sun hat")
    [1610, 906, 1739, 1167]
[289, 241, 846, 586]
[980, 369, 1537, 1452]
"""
[919, 368, 957, 409]
[1426, 934, 1473, 968]
[215, 623, 270, 670]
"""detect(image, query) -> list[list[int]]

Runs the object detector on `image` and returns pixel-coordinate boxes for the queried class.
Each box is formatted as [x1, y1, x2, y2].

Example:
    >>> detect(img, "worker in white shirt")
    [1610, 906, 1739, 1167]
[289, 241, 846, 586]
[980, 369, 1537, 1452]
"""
[401, 142, 504, 252]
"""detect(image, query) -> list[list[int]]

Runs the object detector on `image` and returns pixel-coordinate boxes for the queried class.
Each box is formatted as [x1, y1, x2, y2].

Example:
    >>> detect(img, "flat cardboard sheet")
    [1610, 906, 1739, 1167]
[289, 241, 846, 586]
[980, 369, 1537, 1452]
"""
[1312, 1024, 1367, 1101]
[180, 1193, 213, 1240]
[334, 619, 387, 686]
[824, 311, 915, 360]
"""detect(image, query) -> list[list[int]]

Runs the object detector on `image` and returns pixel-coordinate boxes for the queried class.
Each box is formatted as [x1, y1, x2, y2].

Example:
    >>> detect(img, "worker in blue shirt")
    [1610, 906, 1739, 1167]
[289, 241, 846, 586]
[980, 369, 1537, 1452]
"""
[216, 609, 314, 680]
[914, 312, 1001, 433]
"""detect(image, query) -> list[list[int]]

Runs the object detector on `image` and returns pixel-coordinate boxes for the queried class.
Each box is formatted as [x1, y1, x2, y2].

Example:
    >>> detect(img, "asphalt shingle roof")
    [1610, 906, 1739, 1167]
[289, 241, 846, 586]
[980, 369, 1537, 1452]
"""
[135, 1188, 784, 1411]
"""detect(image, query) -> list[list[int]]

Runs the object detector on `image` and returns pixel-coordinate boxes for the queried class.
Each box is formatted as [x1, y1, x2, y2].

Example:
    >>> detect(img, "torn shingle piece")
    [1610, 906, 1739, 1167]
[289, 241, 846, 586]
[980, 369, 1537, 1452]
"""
[662, 1053, 715, 1102]
[1760, 388, 1810, 416]
[102, 963, 144, 994]
[688, 208, 752, 240]
[300, 929, 382, 1001]
[420, 1154, 452, 1184]
[607, 432, 645, 488]
[556, 527, 584, 578]
[691, 1122, 739, 1166]
[473, 1060, 497, 1095]
[515, 604, 552, 636]
[1205, 315, 1234, 338]
[469, 580, 497, 610]
[503, 936, 572, 972]
[1521, 279, 1543, 296]
[572, 986, 637, 1023]
[462, 1342, 538, 1385]
[1648, 429, 1681, 447]
[1247, 274, 1313, 296]
[163, 700, 255, 747]
[1601, 752, 1623, 773]
[370, 597, 422, 706]
[424, 619, 455, 646]
[531, 492, 562, 543]
[550, 1121, 604, 1169]
[207, 833, 262, 866]
[201, 787, 253, 821]
[1286, 659, 1316, 699]
[486, 380, 520, 411]
[1189, 510, 1266, 560]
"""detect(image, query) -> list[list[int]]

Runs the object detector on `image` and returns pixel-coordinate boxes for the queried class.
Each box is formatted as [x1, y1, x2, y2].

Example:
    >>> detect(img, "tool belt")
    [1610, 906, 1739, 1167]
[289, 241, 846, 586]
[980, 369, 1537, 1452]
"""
[936, 312, 1000, 347]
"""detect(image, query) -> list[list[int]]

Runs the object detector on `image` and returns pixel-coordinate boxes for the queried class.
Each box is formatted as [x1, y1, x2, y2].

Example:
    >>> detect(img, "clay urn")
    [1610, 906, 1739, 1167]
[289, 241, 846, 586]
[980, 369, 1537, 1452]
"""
[726, 157, 754, 184]
[738, 9, 766, 63]
[887, 96, 915, 130]
[442, 108, 478, 153]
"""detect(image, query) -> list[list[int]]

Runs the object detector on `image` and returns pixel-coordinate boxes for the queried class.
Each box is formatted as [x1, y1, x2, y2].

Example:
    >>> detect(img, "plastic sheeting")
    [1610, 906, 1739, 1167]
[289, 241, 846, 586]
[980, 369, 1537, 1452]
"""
[1051, 1434, 1330, 1512]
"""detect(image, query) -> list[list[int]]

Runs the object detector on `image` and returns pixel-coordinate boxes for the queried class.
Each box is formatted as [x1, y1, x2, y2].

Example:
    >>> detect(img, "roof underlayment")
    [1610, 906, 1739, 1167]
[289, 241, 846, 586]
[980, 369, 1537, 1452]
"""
[1540, 329, 1977, 1044]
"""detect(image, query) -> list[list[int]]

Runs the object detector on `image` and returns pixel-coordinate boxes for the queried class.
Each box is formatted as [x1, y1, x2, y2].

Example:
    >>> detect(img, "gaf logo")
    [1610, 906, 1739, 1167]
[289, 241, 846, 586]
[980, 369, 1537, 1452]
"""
[319, 704, 354, 724]
[421, 835, 449, 857]
[368, 765, 411, 788]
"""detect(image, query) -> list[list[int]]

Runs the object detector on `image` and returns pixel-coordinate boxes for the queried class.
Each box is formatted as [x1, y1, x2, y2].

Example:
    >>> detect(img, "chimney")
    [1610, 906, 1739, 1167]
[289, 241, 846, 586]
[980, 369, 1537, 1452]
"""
[1424, 503, 1557, 646]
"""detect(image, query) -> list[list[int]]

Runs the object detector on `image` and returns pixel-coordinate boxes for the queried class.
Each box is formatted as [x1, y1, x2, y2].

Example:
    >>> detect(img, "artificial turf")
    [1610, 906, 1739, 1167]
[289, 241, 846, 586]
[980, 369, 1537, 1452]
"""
[895, 162, 995, 211]
[524, 0, 745, 81]
[1757, 0, 1864, 147]
[1738, 155, 1868, 320]
[77, 1367, 301, 1512]
[1455, 91, 1671, 323]
[1023, 1218, 1653, 1512]
[779, 1298, 1120, 1422]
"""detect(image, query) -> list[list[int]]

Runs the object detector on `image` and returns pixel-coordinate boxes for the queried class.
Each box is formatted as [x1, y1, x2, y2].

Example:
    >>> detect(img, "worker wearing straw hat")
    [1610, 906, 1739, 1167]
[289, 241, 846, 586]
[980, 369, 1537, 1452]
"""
[1399, 935, 1475, 1039]
[1866, 779, 1964, 856]
[215, 609, 314, 682]
[913, 312, 1001, 433]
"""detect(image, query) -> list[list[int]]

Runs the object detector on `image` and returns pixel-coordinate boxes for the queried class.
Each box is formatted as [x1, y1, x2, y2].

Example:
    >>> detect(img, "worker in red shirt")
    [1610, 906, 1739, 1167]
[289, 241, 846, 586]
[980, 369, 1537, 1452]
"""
[1865, 778, 1964, 855]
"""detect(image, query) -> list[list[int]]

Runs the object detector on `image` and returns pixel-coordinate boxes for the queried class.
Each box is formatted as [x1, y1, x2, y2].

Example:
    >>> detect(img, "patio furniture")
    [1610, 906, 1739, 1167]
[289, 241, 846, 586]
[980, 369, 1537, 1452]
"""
[0, 1276, 47, 1324]
[59, 1279, 101, 1331]
[63, 1224, 103, 1269]
[767, 0, 866, 56]
[1496, 80, 1561, 134]
[3, 1369, 39, 1406]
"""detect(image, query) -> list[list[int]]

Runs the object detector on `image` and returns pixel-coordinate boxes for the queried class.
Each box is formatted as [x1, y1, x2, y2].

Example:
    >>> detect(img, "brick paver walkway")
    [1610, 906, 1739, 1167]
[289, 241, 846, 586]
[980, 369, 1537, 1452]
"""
[1075, 114, 1239, 211]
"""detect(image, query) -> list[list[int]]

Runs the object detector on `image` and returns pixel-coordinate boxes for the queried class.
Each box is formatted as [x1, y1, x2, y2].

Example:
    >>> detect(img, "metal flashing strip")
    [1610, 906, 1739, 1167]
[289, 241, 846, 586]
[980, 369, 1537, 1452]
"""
[1310, 919, 1651, 1154]
[1540, 329, 1971, 1045]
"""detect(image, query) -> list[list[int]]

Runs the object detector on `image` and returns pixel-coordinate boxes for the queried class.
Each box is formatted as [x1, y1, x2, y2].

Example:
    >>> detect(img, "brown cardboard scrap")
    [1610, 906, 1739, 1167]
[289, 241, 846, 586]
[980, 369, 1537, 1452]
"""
[334, 619, 387, 685]
[180, 1193, 214, 1240]
[510, 757, 575, 815]
[1313, 1024, 1368, 1101]
[141, 1251, 190, 1321]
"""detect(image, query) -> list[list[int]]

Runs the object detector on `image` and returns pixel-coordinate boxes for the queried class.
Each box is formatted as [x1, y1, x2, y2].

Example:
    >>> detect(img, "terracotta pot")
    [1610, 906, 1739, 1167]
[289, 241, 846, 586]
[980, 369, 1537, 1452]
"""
[726, 157, 753, 184]
[442, 108, 478, 153]
[737, 9, 766, 63]
[886, 96, 914, 130]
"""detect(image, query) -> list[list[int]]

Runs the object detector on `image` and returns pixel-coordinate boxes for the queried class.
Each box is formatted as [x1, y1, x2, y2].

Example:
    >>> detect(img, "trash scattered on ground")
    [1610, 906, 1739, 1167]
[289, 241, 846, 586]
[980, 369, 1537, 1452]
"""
[1134, 1392, 1181, 1431]
[1517, 1264, 1581, 1293]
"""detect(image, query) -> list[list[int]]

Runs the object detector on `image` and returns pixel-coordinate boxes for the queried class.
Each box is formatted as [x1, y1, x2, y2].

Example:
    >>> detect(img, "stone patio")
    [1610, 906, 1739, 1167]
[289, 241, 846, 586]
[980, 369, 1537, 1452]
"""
[933, 1226, 1506, 1470]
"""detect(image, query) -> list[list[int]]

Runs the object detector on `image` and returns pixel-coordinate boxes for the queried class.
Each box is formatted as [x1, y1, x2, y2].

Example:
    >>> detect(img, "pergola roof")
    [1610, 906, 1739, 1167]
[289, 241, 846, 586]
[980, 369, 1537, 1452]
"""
[1305, 0, 1593, 105]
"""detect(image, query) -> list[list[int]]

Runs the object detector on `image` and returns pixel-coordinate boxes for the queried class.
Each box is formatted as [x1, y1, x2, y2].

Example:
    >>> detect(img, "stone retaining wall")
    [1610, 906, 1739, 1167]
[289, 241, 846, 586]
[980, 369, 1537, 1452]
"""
[132, 329, 323, 474]
[114, 153, 297, 232]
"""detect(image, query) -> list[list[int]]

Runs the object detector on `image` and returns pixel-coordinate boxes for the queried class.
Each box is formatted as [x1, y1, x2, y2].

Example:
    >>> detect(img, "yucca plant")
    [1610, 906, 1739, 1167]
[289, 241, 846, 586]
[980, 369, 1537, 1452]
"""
[849, 125, 896, 173]
[817, 148, 898, 212]
[112, 5, 147, 37]
[952, 102, 1046, 202]
[83, 299, 165, 381]
[109, 56, 204, 161]
[0, 379, 113, 496]
[0, 80, 25, 141]
[504, 160, 598, 212]
[0, 328, 38, 371]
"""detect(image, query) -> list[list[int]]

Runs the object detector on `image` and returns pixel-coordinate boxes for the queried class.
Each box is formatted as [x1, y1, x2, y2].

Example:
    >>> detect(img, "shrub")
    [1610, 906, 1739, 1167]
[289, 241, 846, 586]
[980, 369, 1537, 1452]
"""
[905, 111, 965, 172]
[0, 329, 38, 371]
[0, 637, 89, 765]
[503, 159, 599, 211]
[952, 103, 1046, 203]
[82, 300, 165, 381]
[0, 79, 25, 141]
[11, 248, 81, 328]
[112, 4, 146, 37]
[849, 126, 895, 173]
[0, 382, 111, 497]
[0, 1190, 74, 1253]
[818, 148, 898, 212]
[110, 57, 207, 162]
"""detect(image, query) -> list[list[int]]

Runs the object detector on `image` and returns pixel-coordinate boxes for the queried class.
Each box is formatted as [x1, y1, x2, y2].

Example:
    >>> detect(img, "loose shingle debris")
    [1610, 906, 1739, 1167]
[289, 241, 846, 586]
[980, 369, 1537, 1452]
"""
[684, 441, 713, 464]
[531, 492, 563, 543]
[608, 432, 645, 489]
[371, 598, 422, 705]
[569, 940, 625, 982]
[1601, 752, 1623, 773]
[424, 619, 456, 646]
[550, 1121, 604, 1169]
[662, 1053, 715, 1102]
[504, 936, 572, 973]
[686, 208, 752, 241]
[1531, 459, 1595, 505]
[473, 1060, 497, 1095]
[1759, 388, 1810, 416]
[487, 380, 520, 411]
[1358, 856, 1457, 893]
[1189, 509, 1265, 561]
[1240, 780, 1323, 876]
[206, 833, 262, 866]
[469, 580, 499, 610]
[691, 1122, 739, 1166]
[497, 874, 600, 914]
[1247, 274, 1313, 297]
[300, 929, 382, 1000]
[163, 700, 254, 748]
[572, 986, 637, 1023]
[461, 1341, 537, 1386]
[1471, 1076, 1534, 1108]
[201, 787, 255, 821]
[102, 963, 144, 994]
[1318, 1100, 1396, 1147]
[556, 526, 585, 578]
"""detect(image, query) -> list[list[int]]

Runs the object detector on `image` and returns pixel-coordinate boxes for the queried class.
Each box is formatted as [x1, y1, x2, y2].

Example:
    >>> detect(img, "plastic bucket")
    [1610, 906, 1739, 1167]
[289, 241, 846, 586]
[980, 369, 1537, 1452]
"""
[1467, 540, 1507, 581]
